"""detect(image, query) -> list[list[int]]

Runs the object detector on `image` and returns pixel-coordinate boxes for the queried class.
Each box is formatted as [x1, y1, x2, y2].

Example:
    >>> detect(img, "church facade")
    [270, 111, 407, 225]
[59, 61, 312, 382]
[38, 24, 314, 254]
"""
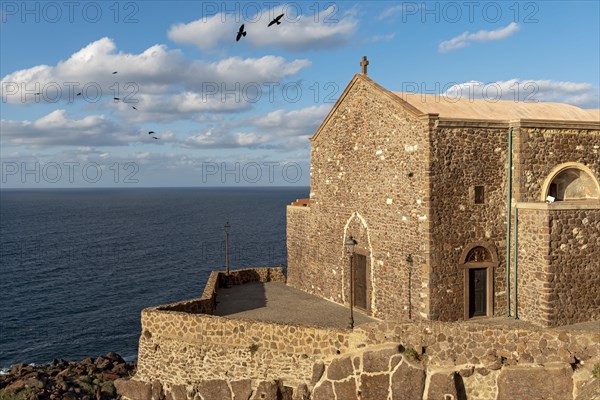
[286, 71, 600, 327]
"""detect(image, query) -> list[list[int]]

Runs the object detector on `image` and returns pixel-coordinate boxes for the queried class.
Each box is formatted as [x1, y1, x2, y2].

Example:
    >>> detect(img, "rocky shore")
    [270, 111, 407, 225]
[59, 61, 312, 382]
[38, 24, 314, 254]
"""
[0, 352, 136, 400]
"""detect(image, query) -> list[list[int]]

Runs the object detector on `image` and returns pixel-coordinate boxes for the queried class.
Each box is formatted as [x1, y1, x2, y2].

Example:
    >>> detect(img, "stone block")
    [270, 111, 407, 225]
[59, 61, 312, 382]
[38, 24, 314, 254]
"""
[327, 356, 354, 381]
[197, 380, 232, 400]
[575, 379, 600, 400]
[114, 379, 152, 400]
[360, 373, 390, 400]
[363, 346, 401, 373]
[168, 384, 188, 400]
[312, 361, 325, 385]
[312, 381, 334, 400]
[230, 380, 253, 400]
[391, 360, 426, 399]
[293, 383, 310, 400]
[426, 372, 465, 400]
[250, 381, 278, 400]
[497, 364, 573, 400]
[334, 378, 357, 399]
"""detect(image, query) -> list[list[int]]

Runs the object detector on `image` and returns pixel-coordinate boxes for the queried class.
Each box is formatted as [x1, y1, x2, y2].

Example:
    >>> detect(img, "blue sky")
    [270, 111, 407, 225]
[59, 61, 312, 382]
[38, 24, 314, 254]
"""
[1, 1, 599, 187]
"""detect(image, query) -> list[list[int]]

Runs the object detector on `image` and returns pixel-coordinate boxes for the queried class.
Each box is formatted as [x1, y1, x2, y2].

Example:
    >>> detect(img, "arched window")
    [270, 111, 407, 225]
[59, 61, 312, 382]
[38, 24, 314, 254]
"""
[542, 164, 600, 202]
[465, 246, 492, 263]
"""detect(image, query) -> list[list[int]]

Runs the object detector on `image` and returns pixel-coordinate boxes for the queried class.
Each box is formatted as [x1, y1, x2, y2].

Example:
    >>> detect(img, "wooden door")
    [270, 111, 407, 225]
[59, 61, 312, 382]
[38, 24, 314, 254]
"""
[469, 268, 487, 317]
[353, 254, 367, 310]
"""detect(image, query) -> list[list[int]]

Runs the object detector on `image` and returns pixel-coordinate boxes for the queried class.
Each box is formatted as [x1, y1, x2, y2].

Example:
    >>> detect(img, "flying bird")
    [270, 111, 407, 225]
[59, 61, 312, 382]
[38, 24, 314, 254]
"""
[152, 137, 159, 140]
[148, 131, 155, 134]
[132, 106, 137, 110]
[236, 24, 246, 41]
[112, 71, 118, 74]
[268, 13, 284, 26]
[113, 97, 120, 101]
[76, 92, 82, 96]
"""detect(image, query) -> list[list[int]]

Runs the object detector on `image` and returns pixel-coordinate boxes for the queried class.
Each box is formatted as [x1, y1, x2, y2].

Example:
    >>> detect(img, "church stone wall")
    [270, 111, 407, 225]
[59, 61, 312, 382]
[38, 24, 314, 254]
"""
[287, 76, 432, 321]
[428, 122, 510, 321]
[513, 125, 600, 202]
[516, 205, 600, 327]
[548, 207, 600, 325]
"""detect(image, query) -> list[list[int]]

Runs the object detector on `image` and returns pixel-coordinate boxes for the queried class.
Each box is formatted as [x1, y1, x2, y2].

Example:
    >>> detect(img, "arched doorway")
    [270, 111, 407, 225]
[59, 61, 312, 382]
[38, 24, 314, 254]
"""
[460, 242, 498, 319]
[541, 163, 600, 201]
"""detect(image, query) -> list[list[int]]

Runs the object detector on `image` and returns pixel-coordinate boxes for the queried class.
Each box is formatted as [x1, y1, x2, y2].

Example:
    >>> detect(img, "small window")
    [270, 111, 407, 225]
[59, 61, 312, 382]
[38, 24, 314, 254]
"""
[474, 186, 485, 204]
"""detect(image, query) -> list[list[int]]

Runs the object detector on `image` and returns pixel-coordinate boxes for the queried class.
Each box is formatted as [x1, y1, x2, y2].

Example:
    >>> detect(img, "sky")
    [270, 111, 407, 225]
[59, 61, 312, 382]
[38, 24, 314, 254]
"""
[1, 0, 599, 188]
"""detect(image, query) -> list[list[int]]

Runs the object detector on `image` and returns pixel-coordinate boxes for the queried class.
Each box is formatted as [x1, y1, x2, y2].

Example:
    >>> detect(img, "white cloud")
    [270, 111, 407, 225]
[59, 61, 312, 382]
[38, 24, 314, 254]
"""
[438, 22, 520, 53]
[369, 34, 396, 43]
[168, 6, 357, 52]
[379, 3, 421, 20]
[179, 104, 331, 149]
[0, 37, 311, 113]
[0, 109, 145, 147]
[443, 79, 600, 108]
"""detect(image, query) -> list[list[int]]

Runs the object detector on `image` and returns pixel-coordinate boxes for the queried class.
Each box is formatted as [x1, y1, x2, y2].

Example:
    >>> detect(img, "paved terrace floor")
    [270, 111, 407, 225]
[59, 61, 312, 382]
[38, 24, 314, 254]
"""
[214, 282, 377, 329]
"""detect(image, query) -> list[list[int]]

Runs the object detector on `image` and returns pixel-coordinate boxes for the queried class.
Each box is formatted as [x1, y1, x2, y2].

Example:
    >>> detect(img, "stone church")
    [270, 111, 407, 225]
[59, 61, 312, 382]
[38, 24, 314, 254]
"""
[286, 61, 600, 327]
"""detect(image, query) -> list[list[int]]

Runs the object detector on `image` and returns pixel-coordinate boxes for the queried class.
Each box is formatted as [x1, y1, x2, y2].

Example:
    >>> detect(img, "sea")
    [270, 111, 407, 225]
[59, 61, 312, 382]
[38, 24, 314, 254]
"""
[0, 187, 308, 370]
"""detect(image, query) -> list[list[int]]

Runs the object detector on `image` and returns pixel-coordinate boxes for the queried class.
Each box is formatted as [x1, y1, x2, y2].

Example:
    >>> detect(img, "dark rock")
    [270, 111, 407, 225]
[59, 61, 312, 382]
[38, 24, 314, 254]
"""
[250, 381, 278, 400]
[293, 383, 310, 400]
[390, 359, 426, 399]
[497, 364, 573, 400]
[360, 373, 390, 400]
[575, 378, 600, 400]
[334, 378, 357, 399]
[327, 356, 353, 381]
[105, 352, 125, 364]
[168, 384, 187, 400]
[363, 346, 400, 373]
[311, 361, 325, 385]
[426, 372, 464, 400]
[81, 357, 95, 366]
[114, 378, 152, 400]
[197, 379, 231, 400]
[152, 380, 164, 400]
[95, 356, 112, 370]
[312, 380, 334, 400]
[230, 379, 252, 400]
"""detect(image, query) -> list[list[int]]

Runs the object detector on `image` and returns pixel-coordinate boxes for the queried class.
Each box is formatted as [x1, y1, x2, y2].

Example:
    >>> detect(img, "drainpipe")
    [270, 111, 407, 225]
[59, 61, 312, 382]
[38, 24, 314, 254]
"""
[505, 127, 513, 317]
[513, 206, 519, 320]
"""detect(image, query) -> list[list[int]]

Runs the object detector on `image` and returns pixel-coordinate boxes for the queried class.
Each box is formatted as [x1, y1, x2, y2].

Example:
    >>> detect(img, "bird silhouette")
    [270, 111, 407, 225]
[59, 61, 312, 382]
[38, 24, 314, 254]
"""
[236, 24, 246, 41]
[268, 13, 284, 26]
[112, 71, 118, 74]
[132, 106, 137, 110]
[152, 137, 159, 140]
[148, 131, 155, 134]
[76, 92, 82, 96]
[113, 97, 120, 101]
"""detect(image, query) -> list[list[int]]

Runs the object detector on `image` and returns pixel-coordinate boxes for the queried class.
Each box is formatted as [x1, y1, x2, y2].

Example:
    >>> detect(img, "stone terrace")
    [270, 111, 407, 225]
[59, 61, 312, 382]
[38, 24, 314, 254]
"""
[214, 281, 377, 328]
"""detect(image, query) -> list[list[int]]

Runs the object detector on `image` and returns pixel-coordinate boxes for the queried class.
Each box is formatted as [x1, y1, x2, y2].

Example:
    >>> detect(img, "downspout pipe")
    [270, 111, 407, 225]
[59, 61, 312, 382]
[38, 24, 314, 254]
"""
[513, 206, 519, 320]
[506, 127, 513, 317]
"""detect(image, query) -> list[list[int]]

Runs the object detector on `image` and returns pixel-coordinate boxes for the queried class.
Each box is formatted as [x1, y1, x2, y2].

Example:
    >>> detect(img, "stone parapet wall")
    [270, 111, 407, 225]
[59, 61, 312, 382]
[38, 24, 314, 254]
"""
[134, 267, 349, 391]
[122, 316, 600, 400]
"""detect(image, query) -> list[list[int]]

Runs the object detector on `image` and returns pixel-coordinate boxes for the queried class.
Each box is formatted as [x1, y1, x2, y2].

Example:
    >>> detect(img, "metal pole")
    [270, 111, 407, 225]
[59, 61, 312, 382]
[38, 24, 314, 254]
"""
[513, 206, 519, 320]
[348, 253, 354, 329]
[506, 127, 513, 317]
[225, 229, 230, 275]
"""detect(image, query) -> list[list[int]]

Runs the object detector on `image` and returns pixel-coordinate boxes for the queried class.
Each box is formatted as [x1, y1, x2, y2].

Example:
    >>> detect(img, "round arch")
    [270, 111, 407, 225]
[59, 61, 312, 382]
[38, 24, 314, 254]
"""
[540, 162, 600, 202]
[460, 241, 499, 320]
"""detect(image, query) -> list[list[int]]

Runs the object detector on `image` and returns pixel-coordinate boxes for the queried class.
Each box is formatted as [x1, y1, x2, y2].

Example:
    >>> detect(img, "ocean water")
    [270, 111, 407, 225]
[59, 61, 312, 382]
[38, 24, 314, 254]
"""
[0, 187, 308, 368]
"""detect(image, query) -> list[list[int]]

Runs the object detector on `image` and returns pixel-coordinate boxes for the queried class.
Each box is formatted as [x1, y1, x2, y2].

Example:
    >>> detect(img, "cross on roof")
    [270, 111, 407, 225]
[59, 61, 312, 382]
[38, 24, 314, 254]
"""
[360, 56, 369, 75]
